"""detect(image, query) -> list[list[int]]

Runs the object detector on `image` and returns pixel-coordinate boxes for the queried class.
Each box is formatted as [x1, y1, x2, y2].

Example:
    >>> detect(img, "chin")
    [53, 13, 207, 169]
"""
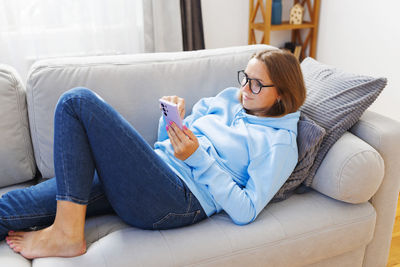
[242, 98, 254, 109]
[242, 103, 256, 114]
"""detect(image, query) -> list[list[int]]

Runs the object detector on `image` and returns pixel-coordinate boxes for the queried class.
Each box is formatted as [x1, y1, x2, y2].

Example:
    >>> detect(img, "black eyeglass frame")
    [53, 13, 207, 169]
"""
[237, 70, 275, 94]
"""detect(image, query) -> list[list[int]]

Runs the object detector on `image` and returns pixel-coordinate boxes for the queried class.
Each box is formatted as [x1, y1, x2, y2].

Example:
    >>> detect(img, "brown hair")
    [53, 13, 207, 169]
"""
[238, 49, 306, 117]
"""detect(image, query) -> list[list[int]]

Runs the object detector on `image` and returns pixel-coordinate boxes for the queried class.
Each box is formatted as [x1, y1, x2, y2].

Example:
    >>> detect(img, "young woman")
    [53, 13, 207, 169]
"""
[1, 49, 306, 259]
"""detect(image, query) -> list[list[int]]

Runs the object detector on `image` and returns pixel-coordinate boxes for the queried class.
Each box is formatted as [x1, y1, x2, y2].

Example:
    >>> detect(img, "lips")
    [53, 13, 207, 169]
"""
[243, 94, 253, 100]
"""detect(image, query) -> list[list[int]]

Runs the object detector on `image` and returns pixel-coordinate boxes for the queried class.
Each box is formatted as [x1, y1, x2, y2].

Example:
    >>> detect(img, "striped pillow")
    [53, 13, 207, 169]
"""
[299, 57, 387, 187]
[271, 113, 326, 202]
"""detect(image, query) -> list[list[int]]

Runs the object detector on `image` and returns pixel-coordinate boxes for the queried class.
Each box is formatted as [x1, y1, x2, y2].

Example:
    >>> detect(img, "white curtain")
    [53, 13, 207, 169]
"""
[0, 0, 145, 81]
[143, 0, 183, 53]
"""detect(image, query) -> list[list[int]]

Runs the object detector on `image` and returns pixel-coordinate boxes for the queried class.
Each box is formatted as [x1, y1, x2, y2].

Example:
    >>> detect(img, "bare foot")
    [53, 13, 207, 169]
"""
[5, 225, 86, 259]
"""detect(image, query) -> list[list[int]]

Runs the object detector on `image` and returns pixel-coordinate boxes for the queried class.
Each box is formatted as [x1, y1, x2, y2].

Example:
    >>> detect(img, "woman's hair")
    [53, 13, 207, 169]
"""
[238, 49, 306, 117]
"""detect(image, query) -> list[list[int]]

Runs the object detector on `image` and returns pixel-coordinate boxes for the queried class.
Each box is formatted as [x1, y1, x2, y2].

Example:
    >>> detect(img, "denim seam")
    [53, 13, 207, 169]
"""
[56, 195, 89, 205]
[186, 193, 192, 213]
[87, 193, 107, 205]
[1, 213, 56, 221]
[152, 211, 198, 228]
[62, 94, 185, 193]
[0, 194, 106, 222]
[192, 210, 201, 224]
[57, 96, 98, 203]
[57, 99, 71, 202]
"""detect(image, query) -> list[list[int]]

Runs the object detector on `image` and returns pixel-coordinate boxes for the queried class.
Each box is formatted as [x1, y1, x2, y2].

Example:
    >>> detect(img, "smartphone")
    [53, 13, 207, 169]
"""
[159, 98, 183, 130]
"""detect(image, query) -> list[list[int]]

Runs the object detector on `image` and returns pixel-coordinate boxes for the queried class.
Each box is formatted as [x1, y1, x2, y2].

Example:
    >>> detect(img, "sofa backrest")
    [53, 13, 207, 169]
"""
[0, 64, 36, 187]
[26, 44, 273, 178]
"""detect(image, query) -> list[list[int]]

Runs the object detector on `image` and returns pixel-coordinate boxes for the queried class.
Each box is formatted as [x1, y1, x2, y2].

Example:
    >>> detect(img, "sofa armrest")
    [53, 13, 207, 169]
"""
[311, 132, 384, 204]
[349, 109, 400, 267]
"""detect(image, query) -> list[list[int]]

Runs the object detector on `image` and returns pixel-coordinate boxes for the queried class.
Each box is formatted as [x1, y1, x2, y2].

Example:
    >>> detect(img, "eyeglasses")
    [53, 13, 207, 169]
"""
[237, 70, 275, 94]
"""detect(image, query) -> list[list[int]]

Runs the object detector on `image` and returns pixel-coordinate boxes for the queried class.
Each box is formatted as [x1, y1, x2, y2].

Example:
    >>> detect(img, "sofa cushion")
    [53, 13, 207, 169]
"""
[0, 64, 36, 187]
[299, 57, 387, 187]
[311, 131, 384, 204]
[272, 113, 326, 202]
[31, 191, 376, 267]
[0, 241, 31, 267]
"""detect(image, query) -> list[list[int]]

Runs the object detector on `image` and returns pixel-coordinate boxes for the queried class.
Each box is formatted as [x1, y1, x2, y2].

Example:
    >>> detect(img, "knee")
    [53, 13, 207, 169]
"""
[56, 87, 105, 109]
[59, 87, 95, 103]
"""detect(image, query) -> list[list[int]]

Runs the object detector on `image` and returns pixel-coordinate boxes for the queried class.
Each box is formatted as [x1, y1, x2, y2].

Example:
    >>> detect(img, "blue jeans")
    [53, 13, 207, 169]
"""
[0, 87, 207, 239]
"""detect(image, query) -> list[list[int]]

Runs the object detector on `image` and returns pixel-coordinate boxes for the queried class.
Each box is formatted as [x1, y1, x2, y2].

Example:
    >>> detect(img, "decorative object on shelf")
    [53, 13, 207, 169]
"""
[290, 3, 305, 24]
[248, 0, 320, 60]
[271, 0, 282, 25]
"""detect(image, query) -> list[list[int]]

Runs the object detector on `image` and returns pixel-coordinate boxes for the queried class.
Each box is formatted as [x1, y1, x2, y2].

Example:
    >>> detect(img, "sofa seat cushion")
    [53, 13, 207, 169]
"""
[0, 64, 36, 187]
[31, 190, 375, 267]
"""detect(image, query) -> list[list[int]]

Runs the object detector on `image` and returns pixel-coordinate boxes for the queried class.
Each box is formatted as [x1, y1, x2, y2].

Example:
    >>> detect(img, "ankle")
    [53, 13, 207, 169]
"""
[52, 200, 87, 239]
[49, 223, 85, 241]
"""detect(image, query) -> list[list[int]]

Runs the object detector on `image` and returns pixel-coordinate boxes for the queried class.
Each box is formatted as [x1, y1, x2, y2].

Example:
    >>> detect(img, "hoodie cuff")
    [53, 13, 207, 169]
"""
[184, 145, 213, 168]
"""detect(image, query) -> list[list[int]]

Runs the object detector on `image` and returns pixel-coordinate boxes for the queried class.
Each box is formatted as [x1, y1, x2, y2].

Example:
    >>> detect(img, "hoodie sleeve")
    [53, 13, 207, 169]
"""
[156, 116, 169, 142]
[156, 96, 214, 142]
[183, 96, 214, 127]
[184, 143, 297, 225]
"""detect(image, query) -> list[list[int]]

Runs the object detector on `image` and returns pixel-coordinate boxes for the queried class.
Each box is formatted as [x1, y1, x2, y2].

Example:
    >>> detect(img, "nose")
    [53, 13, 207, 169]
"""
[242, 81, 252, 94]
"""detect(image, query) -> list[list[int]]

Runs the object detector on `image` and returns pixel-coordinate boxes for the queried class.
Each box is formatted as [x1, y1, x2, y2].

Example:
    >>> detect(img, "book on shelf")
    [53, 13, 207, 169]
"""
[281, 42, 302, 61]
[293, 45, 302, 60]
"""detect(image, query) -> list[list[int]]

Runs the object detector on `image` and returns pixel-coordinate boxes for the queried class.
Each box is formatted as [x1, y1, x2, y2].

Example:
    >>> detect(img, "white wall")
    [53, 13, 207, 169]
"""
[317, 0, 400, 122]
[201, 0, 293, 49]
[201, 0, 400, 122]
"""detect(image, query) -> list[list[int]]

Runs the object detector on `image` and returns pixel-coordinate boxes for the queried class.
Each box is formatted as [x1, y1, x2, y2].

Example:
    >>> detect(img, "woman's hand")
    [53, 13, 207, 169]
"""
[166, 122, 199, 161]
[160, 95, 185, 120]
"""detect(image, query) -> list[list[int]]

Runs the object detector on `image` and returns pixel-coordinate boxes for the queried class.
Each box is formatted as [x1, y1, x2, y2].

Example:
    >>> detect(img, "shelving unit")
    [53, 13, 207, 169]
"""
[248, 0, 320, 60]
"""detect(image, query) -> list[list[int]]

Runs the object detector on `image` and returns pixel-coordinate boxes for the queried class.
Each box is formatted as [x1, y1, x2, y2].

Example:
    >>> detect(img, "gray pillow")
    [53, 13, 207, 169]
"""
[271, 113, 326, 202]
[298, 57, 387, 187]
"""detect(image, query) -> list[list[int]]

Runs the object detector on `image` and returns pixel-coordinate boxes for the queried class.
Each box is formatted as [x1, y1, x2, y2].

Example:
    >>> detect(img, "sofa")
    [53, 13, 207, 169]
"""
[0, 44, 399, 267]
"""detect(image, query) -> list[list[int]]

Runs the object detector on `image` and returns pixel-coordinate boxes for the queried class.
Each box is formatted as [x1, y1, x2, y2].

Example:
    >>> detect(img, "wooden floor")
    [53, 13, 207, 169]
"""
[387, 194, 400, 266]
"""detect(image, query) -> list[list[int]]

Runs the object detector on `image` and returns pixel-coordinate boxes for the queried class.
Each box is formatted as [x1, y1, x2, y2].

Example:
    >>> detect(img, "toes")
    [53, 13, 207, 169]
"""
[7, 241, 17, 249]
[6, 236, 22, 242]
[8, 231, 23, 237]
[7, 238, 22, 248]
[8, 230, 18, 236]
[7, 236, 22, 241]
[13, 245, 22, 253]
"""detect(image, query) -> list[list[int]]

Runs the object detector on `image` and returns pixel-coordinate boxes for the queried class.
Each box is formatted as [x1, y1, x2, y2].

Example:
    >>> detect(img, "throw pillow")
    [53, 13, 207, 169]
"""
[299, 57, 387, 187]
[271, 113, 326, 202]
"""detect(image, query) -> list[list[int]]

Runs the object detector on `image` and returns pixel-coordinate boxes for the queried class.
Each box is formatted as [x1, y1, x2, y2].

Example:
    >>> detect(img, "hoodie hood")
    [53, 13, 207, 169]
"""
[238, 106, 300, 136]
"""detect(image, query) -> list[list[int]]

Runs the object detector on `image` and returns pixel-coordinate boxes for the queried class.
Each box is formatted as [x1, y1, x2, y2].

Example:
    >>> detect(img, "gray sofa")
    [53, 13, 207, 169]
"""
[0, 45, 399, 267]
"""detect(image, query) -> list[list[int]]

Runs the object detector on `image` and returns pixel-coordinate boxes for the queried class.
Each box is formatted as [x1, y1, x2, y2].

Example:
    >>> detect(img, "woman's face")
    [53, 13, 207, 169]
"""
[240, 58, 280, 116]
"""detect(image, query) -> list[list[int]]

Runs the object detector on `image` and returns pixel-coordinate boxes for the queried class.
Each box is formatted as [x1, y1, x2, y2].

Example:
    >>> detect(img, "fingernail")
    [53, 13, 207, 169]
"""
[166, 125, 169, 131]
[183, 125, 188, 130]
[169, 121, 173, 125]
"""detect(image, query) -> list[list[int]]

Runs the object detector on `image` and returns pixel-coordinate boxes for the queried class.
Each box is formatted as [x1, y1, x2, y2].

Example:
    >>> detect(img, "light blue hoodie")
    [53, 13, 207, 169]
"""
[154, 87, 299, 225]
